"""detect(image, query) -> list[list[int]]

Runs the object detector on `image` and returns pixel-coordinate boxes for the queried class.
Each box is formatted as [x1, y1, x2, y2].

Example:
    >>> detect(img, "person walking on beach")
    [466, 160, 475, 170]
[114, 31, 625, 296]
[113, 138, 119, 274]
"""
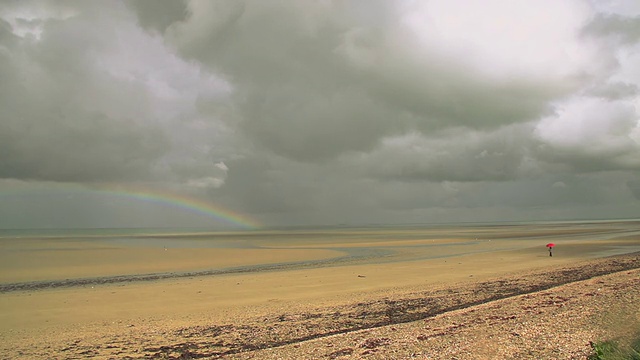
[546, 243, 555, 257]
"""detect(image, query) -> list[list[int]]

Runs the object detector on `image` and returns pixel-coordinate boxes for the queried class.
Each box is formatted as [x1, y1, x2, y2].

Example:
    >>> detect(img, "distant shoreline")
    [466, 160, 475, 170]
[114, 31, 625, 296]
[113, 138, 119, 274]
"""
[2, 217, 639, 237]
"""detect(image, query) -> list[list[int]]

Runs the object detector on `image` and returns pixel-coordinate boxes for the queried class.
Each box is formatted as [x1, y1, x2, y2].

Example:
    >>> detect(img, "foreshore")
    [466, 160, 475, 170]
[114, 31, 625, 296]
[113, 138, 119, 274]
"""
[1, 254, 638, 359]
[1, 222, 639, 359]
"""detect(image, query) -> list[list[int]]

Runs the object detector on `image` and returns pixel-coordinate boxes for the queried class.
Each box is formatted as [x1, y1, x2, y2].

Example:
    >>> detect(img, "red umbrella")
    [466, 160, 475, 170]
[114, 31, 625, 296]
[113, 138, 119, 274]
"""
[546, 243, 556, 248]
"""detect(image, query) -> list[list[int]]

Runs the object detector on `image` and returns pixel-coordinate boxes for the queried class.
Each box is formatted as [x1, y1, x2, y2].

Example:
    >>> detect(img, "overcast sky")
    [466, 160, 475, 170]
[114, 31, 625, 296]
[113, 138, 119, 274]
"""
[1, 0, 639, 229]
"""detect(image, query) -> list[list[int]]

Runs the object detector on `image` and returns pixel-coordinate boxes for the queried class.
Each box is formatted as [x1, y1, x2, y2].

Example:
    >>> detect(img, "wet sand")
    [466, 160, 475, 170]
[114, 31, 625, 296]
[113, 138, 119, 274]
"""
[1, 220, 639, 358]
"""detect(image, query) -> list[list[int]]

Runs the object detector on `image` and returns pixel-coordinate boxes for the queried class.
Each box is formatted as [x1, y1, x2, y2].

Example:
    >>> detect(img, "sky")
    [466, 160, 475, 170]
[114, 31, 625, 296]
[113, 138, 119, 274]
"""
[1, 0, 639, 229]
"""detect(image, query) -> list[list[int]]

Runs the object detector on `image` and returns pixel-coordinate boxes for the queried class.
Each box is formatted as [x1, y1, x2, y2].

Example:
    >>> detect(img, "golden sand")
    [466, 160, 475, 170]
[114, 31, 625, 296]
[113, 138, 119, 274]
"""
[1, 221, 639, 358]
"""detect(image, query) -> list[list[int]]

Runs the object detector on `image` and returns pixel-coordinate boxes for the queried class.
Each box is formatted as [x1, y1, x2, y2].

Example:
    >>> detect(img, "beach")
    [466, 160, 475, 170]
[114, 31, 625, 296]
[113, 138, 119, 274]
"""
[1, 220, 639, 359]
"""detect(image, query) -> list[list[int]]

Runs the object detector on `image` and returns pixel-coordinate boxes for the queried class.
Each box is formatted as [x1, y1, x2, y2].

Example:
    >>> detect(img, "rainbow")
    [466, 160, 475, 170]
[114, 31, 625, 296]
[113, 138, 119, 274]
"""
[94, 186, 262, 229]
[0, 183, 262, 229]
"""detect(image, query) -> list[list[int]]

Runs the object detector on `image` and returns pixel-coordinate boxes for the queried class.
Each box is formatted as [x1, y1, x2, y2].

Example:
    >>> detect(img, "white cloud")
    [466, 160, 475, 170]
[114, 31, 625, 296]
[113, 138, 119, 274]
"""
[552, 181, 567, 189]
[535, 96, 640, 169]
[401, 0, 601, 81]
[186, 176, 225, 189]
[214, 161, 229, 171]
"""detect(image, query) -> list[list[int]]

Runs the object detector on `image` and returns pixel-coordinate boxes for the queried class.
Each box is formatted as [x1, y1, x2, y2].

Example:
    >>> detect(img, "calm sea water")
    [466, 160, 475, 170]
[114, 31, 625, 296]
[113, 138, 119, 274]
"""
[2, 219, 640, 237]
[2, 219, 639, 249]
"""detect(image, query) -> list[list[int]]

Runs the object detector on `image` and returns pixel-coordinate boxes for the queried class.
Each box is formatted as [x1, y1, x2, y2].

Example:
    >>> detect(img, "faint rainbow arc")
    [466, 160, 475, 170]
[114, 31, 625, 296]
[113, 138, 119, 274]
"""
[0, 184, 261, 229]
[94, 187, 261, 229]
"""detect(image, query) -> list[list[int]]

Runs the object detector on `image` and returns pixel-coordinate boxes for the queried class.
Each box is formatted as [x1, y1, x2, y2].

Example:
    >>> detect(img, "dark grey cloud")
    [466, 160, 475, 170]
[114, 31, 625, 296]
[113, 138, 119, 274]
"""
[127, 0, 188, 33]
[0, 2, 171, 182]
[351, 125, 539, 183]
[164, 1, 397, 161]
[628, 179, 640, 200]
[1, 0, 640, 228]
[215, 155, 321, 213]
[0, 109, 168, 182]
[587, 81, 639, 100]
[165, 0, 596, 164]
[584, 13, 640, 44]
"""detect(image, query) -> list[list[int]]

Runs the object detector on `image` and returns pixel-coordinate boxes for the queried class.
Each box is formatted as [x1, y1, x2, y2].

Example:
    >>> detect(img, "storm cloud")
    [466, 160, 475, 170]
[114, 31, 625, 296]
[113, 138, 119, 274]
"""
[1, 0, 639, 228]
